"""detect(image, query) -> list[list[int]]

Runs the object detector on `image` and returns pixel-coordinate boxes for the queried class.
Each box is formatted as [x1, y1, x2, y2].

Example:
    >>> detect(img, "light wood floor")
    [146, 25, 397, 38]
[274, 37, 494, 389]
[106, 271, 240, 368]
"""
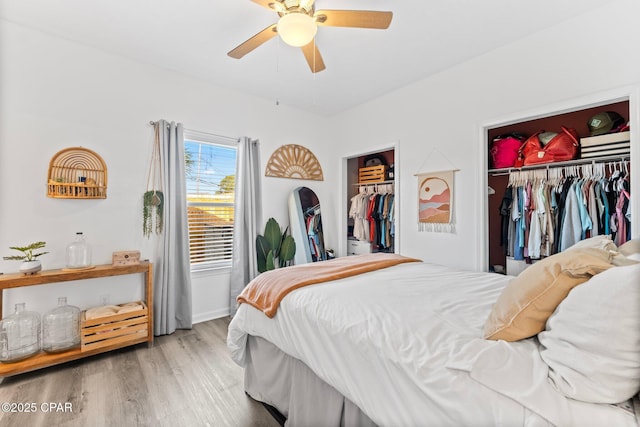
[0, 317, 280, 427]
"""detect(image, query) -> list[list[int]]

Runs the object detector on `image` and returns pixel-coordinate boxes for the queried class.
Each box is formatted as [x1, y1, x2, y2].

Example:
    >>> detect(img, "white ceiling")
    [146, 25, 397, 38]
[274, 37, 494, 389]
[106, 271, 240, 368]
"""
[0, 0, 611, 116]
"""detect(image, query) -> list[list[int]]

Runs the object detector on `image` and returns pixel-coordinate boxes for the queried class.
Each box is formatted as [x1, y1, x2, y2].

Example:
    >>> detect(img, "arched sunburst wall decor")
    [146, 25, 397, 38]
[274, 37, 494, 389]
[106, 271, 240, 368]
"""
[265, 144, 324, 181]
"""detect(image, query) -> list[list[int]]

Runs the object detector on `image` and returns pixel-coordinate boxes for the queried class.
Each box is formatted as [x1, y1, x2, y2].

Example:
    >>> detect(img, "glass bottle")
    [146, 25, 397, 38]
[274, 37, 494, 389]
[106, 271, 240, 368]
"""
[66, 232, 92, 268]
[0, 303, 41, 362]
[42, 297, 81, 353]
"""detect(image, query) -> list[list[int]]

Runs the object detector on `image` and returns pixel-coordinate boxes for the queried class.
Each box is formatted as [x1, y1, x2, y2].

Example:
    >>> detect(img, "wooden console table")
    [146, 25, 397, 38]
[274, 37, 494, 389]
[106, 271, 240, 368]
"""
[0, 262, 153, 377]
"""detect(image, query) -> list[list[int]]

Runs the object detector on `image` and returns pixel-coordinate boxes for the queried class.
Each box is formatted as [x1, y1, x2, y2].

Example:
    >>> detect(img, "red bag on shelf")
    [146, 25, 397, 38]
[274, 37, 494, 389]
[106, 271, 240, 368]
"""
[489, 134, 526, 169]
[516, 126, 579, 167]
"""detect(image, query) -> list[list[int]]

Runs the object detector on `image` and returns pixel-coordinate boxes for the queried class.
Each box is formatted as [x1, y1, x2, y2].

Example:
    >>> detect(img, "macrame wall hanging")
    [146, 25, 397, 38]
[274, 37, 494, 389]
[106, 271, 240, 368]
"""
[143, 124, 164, 237]
[416, 169, 456, 233]
[415, 148, 459, 233]
[265, 144, 324, 181]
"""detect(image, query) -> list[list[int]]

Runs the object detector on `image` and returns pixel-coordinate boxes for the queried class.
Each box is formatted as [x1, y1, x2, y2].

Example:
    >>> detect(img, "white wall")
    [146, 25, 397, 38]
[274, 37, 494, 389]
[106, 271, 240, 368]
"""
[328, 0, 640, 270]
[0, 20, 332, 320]
[2, 0, 639, 321]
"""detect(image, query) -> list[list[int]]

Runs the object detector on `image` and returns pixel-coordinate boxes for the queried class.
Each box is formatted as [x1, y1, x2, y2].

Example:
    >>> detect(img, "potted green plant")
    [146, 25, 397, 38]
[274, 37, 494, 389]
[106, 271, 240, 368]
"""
[256, 218, 296, 273]
[3, 241, 49, 275]
[142, 190, 164, 237]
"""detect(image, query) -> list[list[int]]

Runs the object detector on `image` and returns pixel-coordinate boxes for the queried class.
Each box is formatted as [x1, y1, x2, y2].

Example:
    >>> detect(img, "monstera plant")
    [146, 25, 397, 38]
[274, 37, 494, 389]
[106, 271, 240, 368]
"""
[256, 218, 296, 273]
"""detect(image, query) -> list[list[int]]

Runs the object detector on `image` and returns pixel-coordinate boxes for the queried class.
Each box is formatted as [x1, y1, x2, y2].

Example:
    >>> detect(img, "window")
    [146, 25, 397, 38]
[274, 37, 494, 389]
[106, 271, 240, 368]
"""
[184, 130, 237, 270]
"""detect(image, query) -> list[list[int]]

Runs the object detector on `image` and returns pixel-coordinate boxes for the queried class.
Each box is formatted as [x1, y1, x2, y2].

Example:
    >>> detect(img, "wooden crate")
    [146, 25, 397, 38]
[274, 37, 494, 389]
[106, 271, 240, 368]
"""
[80, 301, 148, 352]
[358, 165, 387, 183]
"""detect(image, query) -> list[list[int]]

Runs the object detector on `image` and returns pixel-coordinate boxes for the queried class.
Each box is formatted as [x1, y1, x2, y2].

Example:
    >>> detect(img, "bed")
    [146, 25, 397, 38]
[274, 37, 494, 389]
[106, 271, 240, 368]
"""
[227, 241, 640, 426]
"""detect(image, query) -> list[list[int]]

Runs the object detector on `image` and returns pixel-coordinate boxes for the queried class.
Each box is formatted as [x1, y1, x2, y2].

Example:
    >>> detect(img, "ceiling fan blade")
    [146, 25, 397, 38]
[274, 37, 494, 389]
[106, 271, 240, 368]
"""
[251, 0, 277, 10]
[301, 41, 326, 73]
[315, 10, 393, 29]
[227, 24, 278, 59]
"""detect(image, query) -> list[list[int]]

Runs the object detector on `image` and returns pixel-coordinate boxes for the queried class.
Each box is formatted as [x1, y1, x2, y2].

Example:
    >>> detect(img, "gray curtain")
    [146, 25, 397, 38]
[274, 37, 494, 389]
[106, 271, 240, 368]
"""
[229, 137, 262, 317]
[154, 120, 193, 335]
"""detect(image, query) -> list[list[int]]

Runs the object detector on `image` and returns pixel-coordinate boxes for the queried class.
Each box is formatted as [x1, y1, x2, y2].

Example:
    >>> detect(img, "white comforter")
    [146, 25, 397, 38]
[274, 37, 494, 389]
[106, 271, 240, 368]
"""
[228, 262, 636, 427]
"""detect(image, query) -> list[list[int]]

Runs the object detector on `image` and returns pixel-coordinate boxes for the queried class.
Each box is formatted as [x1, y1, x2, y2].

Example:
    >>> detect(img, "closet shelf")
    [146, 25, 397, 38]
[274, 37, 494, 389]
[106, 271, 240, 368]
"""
[354, 180, 395, 186]
[488, 154, 629, 176]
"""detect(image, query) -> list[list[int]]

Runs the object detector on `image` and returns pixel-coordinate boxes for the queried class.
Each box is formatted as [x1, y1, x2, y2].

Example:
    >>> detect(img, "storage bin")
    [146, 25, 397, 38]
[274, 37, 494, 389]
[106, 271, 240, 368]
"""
[358, 165, 387, 183]
[80, 301, 148, 352]
[348, 239, 372, 256]
[579, 131, 630, 159]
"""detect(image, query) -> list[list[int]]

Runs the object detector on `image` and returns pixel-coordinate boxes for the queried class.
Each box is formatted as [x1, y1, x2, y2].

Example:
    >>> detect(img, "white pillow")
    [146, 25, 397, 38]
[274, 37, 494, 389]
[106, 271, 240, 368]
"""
[618, 237, 640, 257]
[538, 263, 640, 403]
[611, 251, 640, 266]
[627, 253, 640, 261]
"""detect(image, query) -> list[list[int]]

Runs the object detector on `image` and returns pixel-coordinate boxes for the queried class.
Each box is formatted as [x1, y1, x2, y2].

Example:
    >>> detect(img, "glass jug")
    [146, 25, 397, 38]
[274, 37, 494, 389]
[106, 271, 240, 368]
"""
[0, 303, 41, 362]
[43, 297, 81, 353]
[66, 232, 92, 268]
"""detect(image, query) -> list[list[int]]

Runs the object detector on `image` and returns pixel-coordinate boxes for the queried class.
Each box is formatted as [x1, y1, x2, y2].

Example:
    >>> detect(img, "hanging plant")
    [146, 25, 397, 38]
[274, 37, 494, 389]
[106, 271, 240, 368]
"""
[143, 190, 164, 238]
[143, 123, 164, 238]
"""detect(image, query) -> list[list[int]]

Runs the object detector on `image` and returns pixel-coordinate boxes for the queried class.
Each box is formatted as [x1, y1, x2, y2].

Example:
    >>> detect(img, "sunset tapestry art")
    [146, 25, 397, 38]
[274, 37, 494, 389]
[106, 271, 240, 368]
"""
[417, 170, 455, 233]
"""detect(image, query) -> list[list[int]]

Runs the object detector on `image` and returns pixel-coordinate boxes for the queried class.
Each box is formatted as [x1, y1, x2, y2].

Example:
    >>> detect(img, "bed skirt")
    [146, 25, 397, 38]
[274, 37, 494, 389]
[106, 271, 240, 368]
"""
[244, 335, 377, 427]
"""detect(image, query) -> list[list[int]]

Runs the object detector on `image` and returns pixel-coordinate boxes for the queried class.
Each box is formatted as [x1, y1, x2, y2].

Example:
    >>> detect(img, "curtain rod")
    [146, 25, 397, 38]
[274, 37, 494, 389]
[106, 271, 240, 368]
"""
[149, 121, 238, 143]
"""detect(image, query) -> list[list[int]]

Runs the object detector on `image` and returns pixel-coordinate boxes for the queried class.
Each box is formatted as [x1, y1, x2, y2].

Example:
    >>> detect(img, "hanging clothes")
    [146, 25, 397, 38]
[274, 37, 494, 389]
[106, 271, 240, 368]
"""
[498, 187, 513, 255]
[498, 160, 631, 260]
[305, 205, 326, 261]
[559, 181, 582, 252]
[384, 193, 394, 248]
[513, 186, 525, 261]
[349, 190, 370, 242]
[389, 194, 396, 238]
[348, 184, 395, 252]
[368, 194, 378, 246]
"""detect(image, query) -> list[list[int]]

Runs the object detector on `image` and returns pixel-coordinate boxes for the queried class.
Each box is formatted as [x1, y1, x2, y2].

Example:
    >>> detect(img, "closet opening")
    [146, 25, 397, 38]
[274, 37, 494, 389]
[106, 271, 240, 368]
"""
[481, 93, 636, 274]
[340, 144, 399, 257]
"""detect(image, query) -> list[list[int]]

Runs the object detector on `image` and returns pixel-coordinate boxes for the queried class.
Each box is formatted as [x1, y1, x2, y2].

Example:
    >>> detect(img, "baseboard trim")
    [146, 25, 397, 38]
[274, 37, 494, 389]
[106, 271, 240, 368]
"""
[193, 308, 230, 324]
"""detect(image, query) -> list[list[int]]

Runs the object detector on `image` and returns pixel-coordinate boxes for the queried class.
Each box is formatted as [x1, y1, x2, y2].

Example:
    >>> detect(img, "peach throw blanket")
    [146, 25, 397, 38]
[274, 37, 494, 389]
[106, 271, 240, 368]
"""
[237, 253, 421, 318]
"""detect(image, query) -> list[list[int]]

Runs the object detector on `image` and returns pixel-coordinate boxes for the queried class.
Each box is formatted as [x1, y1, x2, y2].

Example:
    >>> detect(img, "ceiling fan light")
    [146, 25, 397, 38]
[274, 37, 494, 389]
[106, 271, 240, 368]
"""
[277, 13, 317, 47]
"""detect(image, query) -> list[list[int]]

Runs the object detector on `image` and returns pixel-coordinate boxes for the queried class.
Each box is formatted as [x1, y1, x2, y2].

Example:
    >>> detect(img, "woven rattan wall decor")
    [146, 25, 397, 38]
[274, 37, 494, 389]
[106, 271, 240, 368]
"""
[47, 147, 108, 199]
[265, 144, 323, 181]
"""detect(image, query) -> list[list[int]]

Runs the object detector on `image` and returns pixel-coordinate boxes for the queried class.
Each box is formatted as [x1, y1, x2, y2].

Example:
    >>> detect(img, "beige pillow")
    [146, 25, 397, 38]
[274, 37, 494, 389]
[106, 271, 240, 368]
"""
[484, 248, 613, 341]
[565, 235, 616, 252]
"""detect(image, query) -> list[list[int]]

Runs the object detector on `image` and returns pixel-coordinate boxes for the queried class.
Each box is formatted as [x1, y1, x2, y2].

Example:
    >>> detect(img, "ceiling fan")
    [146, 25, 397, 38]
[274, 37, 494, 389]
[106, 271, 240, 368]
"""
[227, 0, 393, 73]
